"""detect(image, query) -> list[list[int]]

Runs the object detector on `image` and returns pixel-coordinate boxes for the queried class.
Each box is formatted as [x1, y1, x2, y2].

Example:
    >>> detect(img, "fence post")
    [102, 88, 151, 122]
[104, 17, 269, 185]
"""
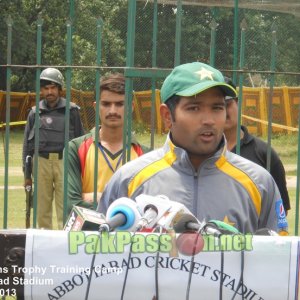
[63, 19, 73, 224]
[3, 15, 13, 229]
[150, 0, 158, 149]
[266, 22, 277, 172]
[209, 19, 217, 67]
[174, 0, 182, 66]
[124, 0, 136, 163]
[236, 18, 247, 155]
[92, 18, 103, 208]
[32, 14, 43, 228]
[232, 0, 239, 84]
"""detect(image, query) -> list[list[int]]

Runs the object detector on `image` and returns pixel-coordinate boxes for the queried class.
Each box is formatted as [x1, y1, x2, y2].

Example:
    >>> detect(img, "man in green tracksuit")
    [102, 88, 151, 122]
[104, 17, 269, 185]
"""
[98, 62, 288, 235]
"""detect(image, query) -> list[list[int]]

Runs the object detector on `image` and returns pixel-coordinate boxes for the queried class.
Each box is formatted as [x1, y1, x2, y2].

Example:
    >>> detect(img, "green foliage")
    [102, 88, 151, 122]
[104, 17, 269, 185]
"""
[1, 1, 300, 92]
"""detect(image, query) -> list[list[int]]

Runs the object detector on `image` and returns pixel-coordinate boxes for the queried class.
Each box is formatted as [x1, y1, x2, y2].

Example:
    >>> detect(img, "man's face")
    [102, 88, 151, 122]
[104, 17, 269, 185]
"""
[165, 87, 226, 158]
[41, 84, 60, 105]
[224, 98, 239, 132]
[98, 90, 125, 129]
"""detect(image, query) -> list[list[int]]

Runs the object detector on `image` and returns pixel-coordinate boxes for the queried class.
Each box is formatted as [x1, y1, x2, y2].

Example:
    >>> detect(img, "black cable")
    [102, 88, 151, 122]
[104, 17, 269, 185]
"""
[121, 226, 162, 300]
[199, 224, 225, 300]
[231, 249, 245, 300]
[120, 231, 137, 300]
[84, 227, 106, 300]
[219, 249, 224, 300]
[154, 226, 163, 300]
[185, 228, 201, 300]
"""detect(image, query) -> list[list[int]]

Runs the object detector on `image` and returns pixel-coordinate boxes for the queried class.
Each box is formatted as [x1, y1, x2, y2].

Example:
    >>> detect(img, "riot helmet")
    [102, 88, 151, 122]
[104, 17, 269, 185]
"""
[40, 68, 64, 89]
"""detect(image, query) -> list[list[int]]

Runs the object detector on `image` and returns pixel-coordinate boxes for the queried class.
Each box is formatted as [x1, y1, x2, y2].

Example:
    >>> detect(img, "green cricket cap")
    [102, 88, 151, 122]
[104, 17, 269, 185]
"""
[161, 62, 237, 103]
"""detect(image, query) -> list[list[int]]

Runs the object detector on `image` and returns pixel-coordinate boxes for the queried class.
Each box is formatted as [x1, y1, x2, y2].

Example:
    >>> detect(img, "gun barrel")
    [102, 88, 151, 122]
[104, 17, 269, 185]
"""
[25, 155, 32, 179]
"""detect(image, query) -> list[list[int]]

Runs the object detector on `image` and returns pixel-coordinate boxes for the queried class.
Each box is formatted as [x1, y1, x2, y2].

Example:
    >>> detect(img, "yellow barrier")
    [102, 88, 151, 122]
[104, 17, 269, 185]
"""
[1, 87, 300, 135]
[242, 115, 298, 132]
[0, 121, 27, 128]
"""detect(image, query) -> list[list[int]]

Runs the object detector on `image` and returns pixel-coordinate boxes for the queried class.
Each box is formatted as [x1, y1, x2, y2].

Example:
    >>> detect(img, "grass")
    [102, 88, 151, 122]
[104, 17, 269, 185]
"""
[0, 129, 299, 235]
[266, 132, 299, 166]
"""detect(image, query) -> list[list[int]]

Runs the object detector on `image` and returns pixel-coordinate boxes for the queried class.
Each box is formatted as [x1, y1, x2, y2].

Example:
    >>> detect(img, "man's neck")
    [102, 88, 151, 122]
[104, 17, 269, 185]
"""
[225, 127, 244, 151]
[99, 126, 124, 153]
[45, 98, 59, 108]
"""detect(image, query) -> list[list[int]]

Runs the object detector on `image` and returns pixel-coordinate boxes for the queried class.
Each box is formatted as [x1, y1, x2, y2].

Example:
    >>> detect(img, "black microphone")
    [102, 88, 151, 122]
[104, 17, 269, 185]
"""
[172, 213, 201, 232]
[99, 213, 127, 232]
[64, 206, 106, 231]
[254, 228, 278, 236]
[173, 214, 240, 236]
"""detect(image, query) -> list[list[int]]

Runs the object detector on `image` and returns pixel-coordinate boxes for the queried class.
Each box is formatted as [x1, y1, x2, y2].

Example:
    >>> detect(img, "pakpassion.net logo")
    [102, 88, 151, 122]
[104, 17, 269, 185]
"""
[68, 231, 253, 255]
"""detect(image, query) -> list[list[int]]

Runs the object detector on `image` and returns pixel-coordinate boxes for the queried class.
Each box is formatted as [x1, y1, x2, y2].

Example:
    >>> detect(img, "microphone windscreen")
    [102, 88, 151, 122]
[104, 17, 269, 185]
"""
[64, 206, 106, 231]
[106, 197, 142, 231]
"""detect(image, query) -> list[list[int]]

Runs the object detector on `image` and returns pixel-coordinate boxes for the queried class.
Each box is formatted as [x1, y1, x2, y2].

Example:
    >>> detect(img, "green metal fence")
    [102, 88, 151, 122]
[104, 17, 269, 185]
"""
[1, 0, 300, 234]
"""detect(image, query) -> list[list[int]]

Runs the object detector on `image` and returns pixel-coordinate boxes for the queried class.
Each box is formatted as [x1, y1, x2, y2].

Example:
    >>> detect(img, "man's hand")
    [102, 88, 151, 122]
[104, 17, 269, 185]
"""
[82, 192, 102, 203]
[24, 178, 32, 189]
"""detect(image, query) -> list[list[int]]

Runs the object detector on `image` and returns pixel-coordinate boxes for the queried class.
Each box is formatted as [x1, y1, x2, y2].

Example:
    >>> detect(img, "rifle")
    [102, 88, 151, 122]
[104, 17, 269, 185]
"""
[24, 155, 33, 228]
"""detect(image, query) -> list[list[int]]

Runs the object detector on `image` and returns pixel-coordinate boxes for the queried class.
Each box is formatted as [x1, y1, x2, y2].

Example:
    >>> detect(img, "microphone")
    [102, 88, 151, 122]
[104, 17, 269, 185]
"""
[104, 197, 142, 231]
[135, 194, 173, 229]
[64, 206, 106, 231]
[173, 214, 240, 236]
[173, 213, 202, 232]
[204, 220, 240, 235]
[155, 202, 199, 231]
[254, 228, 279, 236]
[135, 204, 158, 231]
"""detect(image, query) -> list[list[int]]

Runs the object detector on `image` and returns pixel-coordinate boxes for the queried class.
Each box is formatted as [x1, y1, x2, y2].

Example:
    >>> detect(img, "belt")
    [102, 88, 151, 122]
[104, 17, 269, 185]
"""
[39, 152, 63, 160]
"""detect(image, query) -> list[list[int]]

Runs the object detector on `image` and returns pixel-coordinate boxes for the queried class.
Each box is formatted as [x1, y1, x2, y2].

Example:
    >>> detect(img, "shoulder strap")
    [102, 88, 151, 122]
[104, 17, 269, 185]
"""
[70, 102, 80, 110]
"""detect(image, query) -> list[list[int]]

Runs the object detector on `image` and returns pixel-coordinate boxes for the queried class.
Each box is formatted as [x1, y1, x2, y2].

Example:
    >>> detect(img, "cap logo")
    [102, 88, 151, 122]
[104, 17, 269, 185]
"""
[194, 67, 214, 81]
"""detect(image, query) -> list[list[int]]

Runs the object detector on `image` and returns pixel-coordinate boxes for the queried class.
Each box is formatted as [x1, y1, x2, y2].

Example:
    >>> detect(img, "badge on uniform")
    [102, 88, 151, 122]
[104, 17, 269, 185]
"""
[46, 117, 53, 124]
[275, 199, 288, 229]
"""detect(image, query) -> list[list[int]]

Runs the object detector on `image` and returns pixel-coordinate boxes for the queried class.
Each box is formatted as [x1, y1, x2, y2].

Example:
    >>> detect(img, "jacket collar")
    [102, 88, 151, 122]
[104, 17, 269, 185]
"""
[165, 133, 228, 173]
[40, 97, 65, 111]
[241, 125, 253, 145]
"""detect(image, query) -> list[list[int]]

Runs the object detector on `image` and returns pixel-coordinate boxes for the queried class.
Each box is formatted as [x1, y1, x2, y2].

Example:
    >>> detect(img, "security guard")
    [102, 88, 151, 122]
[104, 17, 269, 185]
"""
[22, 68, 85, 229]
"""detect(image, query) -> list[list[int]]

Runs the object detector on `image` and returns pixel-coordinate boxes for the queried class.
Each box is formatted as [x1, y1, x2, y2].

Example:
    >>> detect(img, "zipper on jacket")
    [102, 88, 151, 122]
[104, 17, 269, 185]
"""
[193, 171, 198, 214]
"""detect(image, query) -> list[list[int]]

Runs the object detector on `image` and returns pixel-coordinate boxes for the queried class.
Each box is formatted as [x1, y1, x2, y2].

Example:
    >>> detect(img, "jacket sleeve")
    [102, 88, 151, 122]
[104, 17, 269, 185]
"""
[261, 175, 288, 235]
[67, 138, 93, 214]
[270, 149, 290, 212]
[71, 108, 85, 138]
[22, 110, 34, 172]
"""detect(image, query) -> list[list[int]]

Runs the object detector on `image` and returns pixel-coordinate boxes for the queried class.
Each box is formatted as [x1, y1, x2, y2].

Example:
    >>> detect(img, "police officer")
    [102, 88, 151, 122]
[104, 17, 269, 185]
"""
[22, 68, 85, 229]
